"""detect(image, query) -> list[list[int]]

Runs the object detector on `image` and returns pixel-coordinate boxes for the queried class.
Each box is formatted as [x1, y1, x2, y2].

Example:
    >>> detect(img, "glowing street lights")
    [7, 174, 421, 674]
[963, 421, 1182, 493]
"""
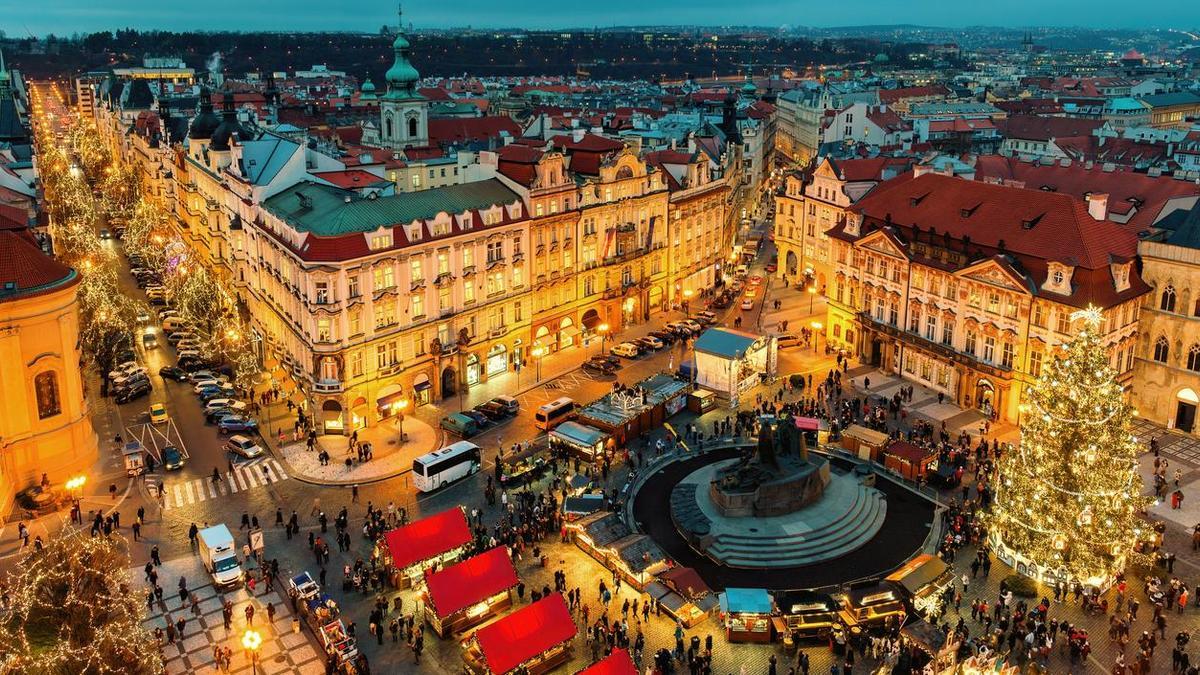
[395, 398, 409, 445]
[595, 322, 609, 356]
[811, 321, 823, 354]
[682, 288, 694, 319]
[242, 629, 262, 674]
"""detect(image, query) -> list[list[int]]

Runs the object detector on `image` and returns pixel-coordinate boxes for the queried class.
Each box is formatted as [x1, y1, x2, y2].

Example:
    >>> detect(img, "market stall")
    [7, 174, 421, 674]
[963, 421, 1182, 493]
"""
[463, 593, 577, 675]
[576, 647, 638, 675]
[692, 328, 778, 401]
[577, 374, 690, 446]
[882, 441, 936, 481]
[498, 443, 550, 488]
[424, 547, 520, 637]
[562, 493, 605, 521]
[886, 554, 953, 620]
[718, 588, 774, 643]
[687, 388, 717, 414]
[773, 591, 840, 645]
[838, 583, 906, 630]
[382, 507, 473, 589]
[899, 620, 960, 674]
[840, 424, 889, 462]
[567, 512, 667, 591]
[549, 421, 611, 461]
[793, 416, 823, 446]
[645, 566, 716, 628]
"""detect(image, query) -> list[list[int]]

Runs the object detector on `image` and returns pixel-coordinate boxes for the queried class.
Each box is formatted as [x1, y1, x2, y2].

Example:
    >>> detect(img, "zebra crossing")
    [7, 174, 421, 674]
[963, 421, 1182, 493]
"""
[161, 458, 290, 510]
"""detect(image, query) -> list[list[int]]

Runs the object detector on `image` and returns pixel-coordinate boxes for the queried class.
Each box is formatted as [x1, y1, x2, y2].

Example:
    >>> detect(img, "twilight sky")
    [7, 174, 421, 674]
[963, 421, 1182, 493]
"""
[7, 0, 1200, 36]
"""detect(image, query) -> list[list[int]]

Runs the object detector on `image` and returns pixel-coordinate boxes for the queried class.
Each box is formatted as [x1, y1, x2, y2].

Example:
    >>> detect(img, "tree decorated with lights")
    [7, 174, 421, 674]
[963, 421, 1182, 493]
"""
[0, 531, 162, 674]
[988, 306, 1150, 585]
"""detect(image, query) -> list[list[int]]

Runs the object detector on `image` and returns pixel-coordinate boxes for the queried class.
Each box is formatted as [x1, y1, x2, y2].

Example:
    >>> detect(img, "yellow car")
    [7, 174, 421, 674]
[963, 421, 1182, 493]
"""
[149, 403, 169, 424]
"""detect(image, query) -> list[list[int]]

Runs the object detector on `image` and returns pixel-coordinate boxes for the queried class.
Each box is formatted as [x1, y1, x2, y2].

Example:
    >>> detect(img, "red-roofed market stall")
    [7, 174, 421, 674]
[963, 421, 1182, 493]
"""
[463, 593, 577, 674]
[424, 546, 519, 637]
[382, 506, 472, 589]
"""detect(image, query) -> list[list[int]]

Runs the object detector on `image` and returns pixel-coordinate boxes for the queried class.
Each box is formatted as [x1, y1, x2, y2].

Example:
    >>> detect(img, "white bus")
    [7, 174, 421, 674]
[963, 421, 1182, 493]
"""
[412, 441, 482, 492]
[535, 397, 577, 431]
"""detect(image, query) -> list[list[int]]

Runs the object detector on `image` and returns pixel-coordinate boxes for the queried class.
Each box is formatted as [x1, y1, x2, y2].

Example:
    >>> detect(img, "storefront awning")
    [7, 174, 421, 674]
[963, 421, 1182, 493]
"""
[579, 648, 638, 675]
[414, 377, 432, 392]
[377, 390, 405, 410]
[561, 325, 581, 339]
[425, 547, 518, 620]
[474, 594, 577, 675]
[719, 588, 773, 615]
[581, 312, 602, 330]
[384, 507, 471, 570]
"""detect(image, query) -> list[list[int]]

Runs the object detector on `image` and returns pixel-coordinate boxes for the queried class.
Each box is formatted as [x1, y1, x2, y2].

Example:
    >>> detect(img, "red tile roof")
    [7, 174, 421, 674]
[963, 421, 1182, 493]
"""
[496, 144, 546, 186]
[1001, 115, 1105, 142]
[0, 231, 78, 301]
[829, 157, 913, 182]
[878, 84, 950, 105]
[428, 116, 520, 148]
[549, 133, 624, 154]
[310, 170, 390, 189]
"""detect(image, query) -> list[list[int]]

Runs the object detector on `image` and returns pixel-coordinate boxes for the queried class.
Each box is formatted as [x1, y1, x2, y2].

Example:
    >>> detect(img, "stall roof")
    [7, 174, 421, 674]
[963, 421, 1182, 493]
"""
[580, 374, 690, 427]
[573, 511, 631, 548]
[843, 424, 889, 445]
[719, 588, 773, 615]
[886, 554, 950, 595]
[611, 534, 668, 574]
[693, 328, 760, 358]
[425, 547, 519, 619]
[901, 619, 948, 653]
[578, 648, 638, 675]
[659, 566, 711, 599]
[384, 507, 472, 570]
[793, 416, 821, 431]
[551, 421, 609, 448]
[885, 440, 933, 464]
[475, 594, 577, 675]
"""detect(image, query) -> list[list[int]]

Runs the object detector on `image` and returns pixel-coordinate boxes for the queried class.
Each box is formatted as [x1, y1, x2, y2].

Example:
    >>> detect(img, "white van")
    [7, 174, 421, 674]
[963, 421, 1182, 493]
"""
[535, 397, 577, 431]
[162, 317, 188, 333]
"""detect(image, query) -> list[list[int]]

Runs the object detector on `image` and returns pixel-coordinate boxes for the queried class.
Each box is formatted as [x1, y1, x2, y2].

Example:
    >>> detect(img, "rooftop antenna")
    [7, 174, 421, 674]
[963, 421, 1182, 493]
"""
[397, 3, 404, 34]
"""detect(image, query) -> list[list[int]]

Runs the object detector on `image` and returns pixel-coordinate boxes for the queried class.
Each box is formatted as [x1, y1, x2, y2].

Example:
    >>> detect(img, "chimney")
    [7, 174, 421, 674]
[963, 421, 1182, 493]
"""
[1086, 193, 1108, 221]
[913, 164, 934, 177]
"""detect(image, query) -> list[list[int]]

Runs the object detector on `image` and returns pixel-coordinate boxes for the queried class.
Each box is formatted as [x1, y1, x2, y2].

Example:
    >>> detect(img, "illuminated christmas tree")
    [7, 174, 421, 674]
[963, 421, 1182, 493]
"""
[988, 306, 1149, 585]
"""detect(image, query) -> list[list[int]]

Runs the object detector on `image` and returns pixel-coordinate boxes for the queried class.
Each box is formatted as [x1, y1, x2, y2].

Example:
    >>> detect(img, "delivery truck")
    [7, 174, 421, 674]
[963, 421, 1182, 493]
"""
[197, 524, 243, 589]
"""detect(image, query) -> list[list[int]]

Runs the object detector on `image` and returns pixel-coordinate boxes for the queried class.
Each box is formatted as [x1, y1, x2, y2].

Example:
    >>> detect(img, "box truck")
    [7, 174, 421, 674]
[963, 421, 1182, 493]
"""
[197, 524, 243, 589]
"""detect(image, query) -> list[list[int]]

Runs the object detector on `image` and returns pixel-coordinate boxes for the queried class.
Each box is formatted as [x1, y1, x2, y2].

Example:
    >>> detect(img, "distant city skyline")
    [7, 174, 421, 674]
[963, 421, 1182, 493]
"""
[5, 0, 1200, 38]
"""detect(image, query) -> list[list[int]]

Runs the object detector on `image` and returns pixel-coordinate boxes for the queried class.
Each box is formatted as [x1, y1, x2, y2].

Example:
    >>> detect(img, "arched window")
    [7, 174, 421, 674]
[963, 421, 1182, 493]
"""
[1194, 297, 1200, 317]
[34, 371, 61, 419]
[1161, 285, 1177, 312]
[407, 116, 418, 138]
[1155, 336, 1170, 363]
[384, 114, 393, 139]
[1189, 344, 1200, 372]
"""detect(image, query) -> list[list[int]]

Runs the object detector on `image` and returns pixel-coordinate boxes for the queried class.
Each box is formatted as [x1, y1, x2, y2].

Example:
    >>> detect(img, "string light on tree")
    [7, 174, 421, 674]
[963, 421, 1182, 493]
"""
[987, 305, 1150, 587]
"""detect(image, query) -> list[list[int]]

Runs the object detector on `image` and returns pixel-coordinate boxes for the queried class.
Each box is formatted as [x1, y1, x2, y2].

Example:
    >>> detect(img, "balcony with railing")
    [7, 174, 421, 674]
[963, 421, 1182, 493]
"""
[313, 379, 343, 394]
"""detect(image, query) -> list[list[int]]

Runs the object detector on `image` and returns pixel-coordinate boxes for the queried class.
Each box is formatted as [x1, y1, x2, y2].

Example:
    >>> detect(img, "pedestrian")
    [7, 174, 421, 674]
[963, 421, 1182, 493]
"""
[266, 602, 276, 625]
[245, 604, 255, 627]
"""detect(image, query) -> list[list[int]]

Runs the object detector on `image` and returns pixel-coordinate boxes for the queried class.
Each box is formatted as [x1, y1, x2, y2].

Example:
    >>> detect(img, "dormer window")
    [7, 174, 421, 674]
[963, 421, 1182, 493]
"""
[368, 233, 393, 250]
[1053, 270, 1064, 286]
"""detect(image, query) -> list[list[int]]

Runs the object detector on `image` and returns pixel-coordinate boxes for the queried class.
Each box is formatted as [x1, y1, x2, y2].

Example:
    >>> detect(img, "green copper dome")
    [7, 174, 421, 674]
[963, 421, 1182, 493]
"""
[384, 33, 420, 98]
[361, 78, 376, 93]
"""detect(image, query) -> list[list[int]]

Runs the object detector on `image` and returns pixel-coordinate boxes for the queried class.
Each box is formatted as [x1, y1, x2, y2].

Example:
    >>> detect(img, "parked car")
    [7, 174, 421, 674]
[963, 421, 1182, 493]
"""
[108, 361, 142, 380]
[217, 415, 259, 434]
[610, 342, 641, 359]
[490, 395, 520, 415]
[695, 310, 717, 325]
[188, 370, 219, 383]
[149, 403, 169, 424]
[112, 371, 149, 389]
[206, 401, 249, 423]
[177, 349, 202, 360]
[440, 413, 479, 438]
[741, 298, 754, 310]
[200, 387, 237, 403]
[777, 333, 803, 349]
[583, 358, 618, 375]
[167, 331, 194, 344]
[162, 445, 185, 471]
[114, 380, 152, 404]
[159, 366, 189, 382]
[681, 319, 703, 333]
[765, 263, 778, 273]
[224, 435, 263, 459]
[193, 379, 225, 393]
[178, 357, 212, 372]
[460, 410, 491, 428]
[474, 401, 509, 420]
[648, 329, 676, 345]
[636, 336, 664, 351]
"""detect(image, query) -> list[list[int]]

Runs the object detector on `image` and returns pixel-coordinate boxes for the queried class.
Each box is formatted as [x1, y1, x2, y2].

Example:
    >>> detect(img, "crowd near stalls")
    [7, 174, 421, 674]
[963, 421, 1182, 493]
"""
[287, 570, 360, 670]
[576, 374, 690, 447]
[566, 511, 669, 589]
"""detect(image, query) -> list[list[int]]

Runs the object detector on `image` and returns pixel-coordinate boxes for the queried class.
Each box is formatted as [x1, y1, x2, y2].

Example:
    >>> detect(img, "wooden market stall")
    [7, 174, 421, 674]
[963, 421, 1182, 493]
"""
[463, 593, 577, 675]
[645, 566, 717, 628]
[886, 553, 953, 620]
[576, 647, 638, 675]
[838, 583, 907, 630]
[773, 591, 840, 645]
[567, 511, 667, 591]
[840, 424, 889, 462]
[424, 547, 519, 637]
[882, 441, 936, 481]
[383, 507, 473, 589]
[718, 588, 774, 643]
[577, 374, 690, 446]
[549, 421, 611, 461]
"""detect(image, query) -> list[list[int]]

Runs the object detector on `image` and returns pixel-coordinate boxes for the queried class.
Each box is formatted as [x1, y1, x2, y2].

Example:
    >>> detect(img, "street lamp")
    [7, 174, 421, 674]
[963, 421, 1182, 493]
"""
[596, 322, 609, 356]
[683, 289, 694, 319]
[811, 321, 823, 354]
[531, 345, 546, 383]
[241, 629, 262, 674]
[808, 286, 817, 315]
[395, 398, 409, 444]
